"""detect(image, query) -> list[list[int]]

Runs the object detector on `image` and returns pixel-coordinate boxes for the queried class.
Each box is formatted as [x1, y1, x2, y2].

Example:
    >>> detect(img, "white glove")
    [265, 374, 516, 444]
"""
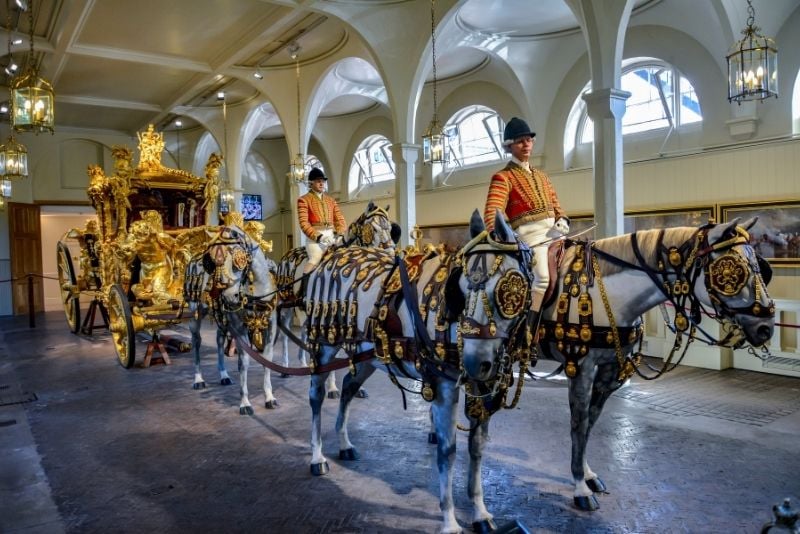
[335, 234, 345, 246]
[553, 217, 570, 235]
[319, 234, 335, 247]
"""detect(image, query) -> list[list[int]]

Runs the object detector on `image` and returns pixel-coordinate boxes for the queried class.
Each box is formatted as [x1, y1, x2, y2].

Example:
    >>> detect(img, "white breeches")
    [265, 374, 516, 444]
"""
[516, 218, 558, 311]
[304, 229, 335, 272]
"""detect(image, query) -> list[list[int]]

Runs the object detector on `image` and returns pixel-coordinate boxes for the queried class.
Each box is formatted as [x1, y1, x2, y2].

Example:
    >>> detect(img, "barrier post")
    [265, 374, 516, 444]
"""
[27, 274, 35, 328]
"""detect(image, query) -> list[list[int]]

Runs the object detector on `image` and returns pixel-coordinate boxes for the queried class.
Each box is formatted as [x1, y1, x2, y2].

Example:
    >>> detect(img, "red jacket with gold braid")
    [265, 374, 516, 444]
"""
[483, 162, 565, 231]
[297, 191, 347, 241]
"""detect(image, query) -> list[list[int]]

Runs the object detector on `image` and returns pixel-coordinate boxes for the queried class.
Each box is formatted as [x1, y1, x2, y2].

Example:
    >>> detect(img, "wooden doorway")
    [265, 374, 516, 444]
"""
[9, 202, 44, 315]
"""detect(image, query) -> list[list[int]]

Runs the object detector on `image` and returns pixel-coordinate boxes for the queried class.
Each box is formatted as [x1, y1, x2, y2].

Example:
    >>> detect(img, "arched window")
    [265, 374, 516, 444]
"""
[305, 154, 324, 174]
[443, 105, 504, 170]
[566, 58, 702, 150]
[348, 135, 395, 195]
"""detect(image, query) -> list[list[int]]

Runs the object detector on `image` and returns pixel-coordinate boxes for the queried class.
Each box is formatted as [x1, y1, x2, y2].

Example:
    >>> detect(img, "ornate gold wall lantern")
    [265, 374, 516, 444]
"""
[217, 92, 234, 215]
[288, 42, 308, 185]
[726, 0, 778, 103]
[422, 0, 445, 165]
[10, 0, 55, 133]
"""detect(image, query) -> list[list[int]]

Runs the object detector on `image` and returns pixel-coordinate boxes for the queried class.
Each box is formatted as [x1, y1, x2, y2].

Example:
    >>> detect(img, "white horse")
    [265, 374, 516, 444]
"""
[183, 224, 279, 414]
[461, 217, 775, 511]
[275, 200, 395, 397]
[304, 210, 537, 533]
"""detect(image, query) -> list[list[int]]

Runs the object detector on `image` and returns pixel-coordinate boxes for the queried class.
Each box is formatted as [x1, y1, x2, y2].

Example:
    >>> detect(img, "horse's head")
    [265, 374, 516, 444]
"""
[202, 225, 252, 304]
[696, 217, 775, 346]
[454, 209, 535, 382]
[347, 201, 394, 249]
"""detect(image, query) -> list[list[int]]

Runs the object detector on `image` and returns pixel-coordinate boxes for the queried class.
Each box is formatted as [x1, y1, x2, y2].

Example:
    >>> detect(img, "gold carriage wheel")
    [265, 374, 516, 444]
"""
[56, 241, 81, 334]
[107, 284, 136, 368]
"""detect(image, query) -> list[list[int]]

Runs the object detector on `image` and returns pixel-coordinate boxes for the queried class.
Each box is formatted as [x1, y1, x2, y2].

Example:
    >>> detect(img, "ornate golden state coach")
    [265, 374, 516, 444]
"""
[56, 125, 223, 368]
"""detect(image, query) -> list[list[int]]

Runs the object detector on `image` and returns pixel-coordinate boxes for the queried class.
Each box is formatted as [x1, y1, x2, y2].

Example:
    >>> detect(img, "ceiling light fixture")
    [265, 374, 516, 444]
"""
[288, 43, 307, 185]
[726, 0, 778, 104]
[422, 0, 445, 165]
[11, 0, 55, 134]
[253, 69, 263, 80]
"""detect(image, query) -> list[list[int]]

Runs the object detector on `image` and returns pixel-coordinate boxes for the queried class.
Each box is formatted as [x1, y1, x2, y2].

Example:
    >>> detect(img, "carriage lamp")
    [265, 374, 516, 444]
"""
[726, 0, 778, 103]
[11, 0, 55, 133]
[421, 0, 446, 165]
[0, 135, 28, 180]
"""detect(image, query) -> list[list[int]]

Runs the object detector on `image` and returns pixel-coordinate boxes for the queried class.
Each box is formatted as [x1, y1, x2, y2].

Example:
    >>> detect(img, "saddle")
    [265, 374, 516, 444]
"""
[541, 240, 566, 311]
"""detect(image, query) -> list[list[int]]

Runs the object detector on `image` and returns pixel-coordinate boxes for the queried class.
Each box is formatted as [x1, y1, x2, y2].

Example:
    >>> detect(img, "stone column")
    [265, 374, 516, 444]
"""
[289, 177, 306, 249]
[391, 143, 420, 248]
[582, 88, 630, 238]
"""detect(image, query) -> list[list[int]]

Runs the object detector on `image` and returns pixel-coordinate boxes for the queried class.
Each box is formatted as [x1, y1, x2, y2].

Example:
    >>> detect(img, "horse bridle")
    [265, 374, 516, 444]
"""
[203, 228, 277, 337]
[347, 206, 392, 249]
[456, 230, 536, 373]
[593, 224, 774, 346]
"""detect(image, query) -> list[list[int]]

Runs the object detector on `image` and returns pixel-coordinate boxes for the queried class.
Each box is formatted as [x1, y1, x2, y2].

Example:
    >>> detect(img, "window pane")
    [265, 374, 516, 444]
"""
[679, 76, 702, 124]
[621, 67, 671, 134]
[347, 135, 395, 193]
[444, 106, 504, 170]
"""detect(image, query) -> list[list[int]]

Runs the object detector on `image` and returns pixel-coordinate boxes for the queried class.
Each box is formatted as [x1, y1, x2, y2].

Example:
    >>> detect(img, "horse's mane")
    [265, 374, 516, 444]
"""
[561, 226, 698, 276]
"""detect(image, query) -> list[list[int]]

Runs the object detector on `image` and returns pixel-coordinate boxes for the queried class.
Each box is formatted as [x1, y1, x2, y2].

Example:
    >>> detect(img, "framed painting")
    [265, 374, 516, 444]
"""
[623, 205, 715, 234]
[718, 200, 800, 266]
[418, 223, 470, 253]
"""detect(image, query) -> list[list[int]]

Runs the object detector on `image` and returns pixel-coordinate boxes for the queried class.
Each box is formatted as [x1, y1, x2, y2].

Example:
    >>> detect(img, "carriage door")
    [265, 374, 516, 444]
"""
[9, 202, 44, 315]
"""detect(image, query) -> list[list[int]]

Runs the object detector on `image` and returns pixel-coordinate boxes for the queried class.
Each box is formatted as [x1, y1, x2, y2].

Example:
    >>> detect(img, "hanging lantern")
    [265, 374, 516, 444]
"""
[219, 183, 235, 215]
[0, 178, 12, 197]
[726, 0, 778, 104]
[11, 0, 55, 133]
[290, 153, 306, 184]
[422, 0, 446, 165]
[422, 119, 445, 165]
[288, 45, 309, 186]
[0, 135, 29, 179]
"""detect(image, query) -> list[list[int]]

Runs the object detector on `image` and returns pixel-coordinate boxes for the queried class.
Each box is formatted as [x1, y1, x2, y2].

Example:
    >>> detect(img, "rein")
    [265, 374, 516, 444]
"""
[585, 224, 774, 381]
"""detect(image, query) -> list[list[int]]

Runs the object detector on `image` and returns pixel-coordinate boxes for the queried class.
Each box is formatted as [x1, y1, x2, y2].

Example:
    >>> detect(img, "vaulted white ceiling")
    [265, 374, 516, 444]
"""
[0, 0, 796, 137]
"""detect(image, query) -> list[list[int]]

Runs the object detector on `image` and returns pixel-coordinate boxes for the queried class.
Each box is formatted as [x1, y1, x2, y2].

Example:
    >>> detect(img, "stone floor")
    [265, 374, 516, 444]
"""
[1, 311, 799, 534]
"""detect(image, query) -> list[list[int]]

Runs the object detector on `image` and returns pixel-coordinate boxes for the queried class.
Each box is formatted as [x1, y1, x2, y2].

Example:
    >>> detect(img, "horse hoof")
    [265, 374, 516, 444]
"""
[327, 391, 340, 399]
[471, 518, 497, 533]
[264, 400, 278, 409]
[280, 373, 290, 378]
[586, 477, 607, 493]
[310, 461, 329, 476]
[239, 406, 254, 416]
[355, 388, 368, 398]
[573, 494, 599, 511]
[427, 432, 438, 444]
[192, 382, 206, 390]
[220, 377, 233, 386]
[338, 448, 360, 461]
